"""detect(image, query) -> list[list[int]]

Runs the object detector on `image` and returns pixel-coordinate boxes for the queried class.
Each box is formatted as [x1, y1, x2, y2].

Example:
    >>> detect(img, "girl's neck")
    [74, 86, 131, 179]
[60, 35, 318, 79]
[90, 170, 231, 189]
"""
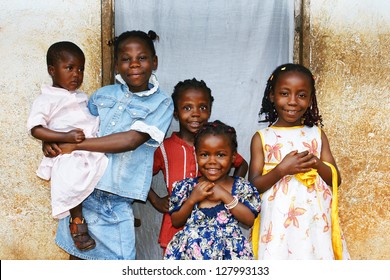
[176, 131, 195, 146]
[271, 124, 304, 128]
[271, 119, 304, 128]
[198, 175, 234, 191]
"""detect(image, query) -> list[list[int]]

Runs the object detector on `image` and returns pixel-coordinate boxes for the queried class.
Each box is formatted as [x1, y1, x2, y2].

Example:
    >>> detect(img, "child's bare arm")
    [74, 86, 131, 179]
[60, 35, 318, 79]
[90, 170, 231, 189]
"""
[228, 200, 255, 227]
[248, 132, 278, 193]
[209, 184, 255, 227]
[58, 130, 151, 154]
[148, 188, 169, 213]
[233, 158, 248, 178]
[315, 130, 341, 186]
[31, 126, 85, 143]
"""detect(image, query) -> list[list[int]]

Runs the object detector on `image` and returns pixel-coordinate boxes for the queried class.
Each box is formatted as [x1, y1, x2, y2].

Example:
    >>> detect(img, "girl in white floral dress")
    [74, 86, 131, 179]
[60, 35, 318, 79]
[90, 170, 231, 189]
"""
[164, 121, 261, 260]
[249, 64, 350, 260]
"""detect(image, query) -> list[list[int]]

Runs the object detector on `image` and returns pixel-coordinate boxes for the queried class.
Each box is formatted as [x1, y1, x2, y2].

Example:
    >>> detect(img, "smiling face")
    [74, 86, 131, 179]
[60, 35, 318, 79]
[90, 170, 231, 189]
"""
[115, 37, 157, 92]
[270, 71, 312, 127]
[196, 134, 236, 183]
[48, 51, 84, 91]
[175, 88, 212, 141]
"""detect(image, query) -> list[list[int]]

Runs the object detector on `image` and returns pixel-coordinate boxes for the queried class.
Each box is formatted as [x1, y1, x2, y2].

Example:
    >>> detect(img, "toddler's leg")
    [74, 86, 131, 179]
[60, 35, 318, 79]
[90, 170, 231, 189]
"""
[69, 203, 96, 251]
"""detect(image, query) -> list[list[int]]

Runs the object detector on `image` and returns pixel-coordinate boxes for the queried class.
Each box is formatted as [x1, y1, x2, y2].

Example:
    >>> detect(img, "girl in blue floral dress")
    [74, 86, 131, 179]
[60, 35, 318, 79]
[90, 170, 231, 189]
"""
[164, 120, 261, 260]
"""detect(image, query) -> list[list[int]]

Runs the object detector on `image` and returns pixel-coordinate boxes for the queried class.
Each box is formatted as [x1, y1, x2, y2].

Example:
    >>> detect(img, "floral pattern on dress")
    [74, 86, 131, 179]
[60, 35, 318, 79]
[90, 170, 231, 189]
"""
[164, 176, 261, 260]
[257, 125, 350, 260]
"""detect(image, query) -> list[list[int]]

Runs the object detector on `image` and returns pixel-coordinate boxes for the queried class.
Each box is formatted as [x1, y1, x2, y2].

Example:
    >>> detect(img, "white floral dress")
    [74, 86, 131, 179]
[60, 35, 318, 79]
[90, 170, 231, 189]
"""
[255, 125, 350, 260]
[164, 176, 261, 260]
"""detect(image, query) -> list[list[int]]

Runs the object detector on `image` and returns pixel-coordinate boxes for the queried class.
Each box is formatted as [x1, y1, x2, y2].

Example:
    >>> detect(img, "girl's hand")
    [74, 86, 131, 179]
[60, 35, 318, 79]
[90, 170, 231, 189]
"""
[190, 181, 214, 203]
[277, 150, 315, 176]
[206, 184, 229, 202]
[152, 195, 169, 213]
[66, 129, 85, 143]
[306, 153, 321, 169]
[171, 181, 214, 228]
[42, 142, 61, 157]
[58, 142, 77, 154]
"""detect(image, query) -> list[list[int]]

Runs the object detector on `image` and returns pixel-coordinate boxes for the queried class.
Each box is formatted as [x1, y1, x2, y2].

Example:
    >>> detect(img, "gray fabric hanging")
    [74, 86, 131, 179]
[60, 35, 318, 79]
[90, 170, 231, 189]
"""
[115, 0, 294, 259]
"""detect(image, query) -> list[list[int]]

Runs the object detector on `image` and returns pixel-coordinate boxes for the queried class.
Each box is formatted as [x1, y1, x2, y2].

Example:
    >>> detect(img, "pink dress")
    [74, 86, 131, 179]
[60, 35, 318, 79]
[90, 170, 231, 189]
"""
[27, 85, 108, 219]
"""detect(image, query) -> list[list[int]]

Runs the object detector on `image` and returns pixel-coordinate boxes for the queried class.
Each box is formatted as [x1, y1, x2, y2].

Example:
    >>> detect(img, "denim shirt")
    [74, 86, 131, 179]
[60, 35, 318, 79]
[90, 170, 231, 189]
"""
[88, 75, 173, 200]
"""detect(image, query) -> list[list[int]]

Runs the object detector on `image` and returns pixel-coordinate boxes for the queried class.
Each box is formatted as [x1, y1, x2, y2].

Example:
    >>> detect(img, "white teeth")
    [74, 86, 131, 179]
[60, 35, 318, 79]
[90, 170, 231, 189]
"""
[190, 122, 200, 127]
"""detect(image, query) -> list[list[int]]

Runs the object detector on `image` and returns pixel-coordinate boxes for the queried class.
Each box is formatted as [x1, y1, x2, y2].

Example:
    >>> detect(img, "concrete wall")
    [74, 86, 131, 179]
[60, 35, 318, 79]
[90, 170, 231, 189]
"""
[0, 0, 101, 259]
[0, 0, 388, 260]
[303, 0, 390, 259]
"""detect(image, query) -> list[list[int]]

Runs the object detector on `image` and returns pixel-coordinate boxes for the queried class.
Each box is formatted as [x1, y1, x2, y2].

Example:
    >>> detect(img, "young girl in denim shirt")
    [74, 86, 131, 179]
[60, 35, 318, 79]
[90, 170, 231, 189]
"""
[49, 30, 174, 260]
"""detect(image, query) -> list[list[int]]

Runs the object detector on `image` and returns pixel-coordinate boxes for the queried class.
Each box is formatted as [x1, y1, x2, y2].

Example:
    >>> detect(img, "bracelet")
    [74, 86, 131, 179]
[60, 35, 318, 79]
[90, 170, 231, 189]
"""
[224, 196, 238, 210]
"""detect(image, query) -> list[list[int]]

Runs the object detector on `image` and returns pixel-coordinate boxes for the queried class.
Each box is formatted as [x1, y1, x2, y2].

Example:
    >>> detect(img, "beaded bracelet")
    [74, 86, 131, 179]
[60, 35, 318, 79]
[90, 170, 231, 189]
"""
[224, 196, 238, 210]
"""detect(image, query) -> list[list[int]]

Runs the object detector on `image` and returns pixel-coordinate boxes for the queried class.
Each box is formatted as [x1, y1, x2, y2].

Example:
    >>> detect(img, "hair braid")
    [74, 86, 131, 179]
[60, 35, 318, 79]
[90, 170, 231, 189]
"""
[194, 120, 238, 153]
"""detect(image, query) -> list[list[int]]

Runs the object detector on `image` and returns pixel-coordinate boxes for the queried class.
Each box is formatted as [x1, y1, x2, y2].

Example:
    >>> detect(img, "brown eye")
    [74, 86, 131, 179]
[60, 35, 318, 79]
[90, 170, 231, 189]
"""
[298, 92, 307, 98]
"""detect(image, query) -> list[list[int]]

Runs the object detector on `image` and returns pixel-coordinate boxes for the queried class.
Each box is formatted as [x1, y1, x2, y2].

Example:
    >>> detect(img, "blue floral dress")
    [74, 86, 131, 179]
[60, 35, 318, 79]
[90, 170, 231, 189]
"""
[164, 176, 261, 260]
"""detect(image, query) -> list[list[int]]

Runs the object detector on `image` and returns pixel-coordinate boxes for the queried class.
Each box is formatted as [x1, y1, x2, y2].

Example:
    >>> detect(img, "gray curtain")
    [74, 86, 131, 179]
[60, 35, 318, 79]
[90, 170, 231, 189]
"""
[115, 0, 294, 259]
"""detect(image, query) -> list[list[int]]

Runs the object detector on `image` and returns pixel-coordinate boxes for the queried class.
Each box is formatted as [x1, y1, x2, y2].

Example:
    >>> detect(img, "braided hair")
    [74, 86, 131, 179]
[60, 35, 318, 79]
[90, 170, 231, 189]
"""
[194, 120, 238, 153]
[114, 30, 159, 60]
[171, 78, 214, 112]
[259, 63, 323, 127]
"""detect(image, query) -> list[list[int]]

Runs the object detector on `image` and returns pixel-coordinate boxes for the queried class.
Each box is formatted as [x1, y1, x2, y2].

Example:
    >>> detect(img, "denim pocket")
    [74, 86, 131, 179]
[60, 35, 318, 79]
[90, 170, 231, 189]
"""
[94, 96, 116, 121]
[124, 104, 149, 120]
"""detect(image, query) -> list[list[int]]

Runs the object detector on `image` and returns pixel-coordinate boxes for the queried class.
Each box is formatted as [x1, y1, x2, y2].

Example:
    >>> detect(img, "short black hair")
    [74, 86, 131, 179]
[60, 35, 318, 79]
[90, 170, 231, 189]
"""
[171, 78, 214, 111]
[46, 41, 85, 66]
[114, 30, 158, 60]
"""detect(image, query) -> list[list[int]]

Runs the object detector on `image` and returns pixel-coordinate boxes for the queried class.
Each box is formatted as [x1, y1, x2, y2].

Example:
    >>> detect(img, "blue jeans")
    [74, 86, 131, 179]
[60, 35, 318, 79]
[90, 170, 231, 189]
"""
[55, 189, 135, 260]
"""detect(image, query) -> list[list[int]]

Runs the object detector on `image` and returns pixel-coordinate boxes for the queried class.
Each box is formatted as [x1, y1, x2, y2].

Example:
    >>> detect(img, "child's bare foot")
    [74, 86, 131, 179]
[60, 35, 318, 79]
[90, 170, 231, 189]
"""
[69, 217, 96, 251]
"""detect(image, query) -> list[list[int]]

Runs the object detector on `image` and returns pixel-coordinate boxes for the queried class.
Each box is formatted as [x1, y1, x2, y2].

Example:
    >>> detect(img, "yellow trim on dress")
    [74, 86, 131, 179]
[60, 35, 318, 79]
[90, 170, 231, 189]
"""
[270, 125, 305, 130]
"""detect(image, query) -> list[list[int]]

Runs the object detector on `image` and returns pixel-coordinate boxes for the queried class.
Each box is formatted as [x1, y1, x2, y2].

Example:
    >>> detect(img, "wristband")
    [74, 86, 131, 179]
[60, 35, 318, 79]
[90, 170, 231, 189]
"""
[224, 196, 238, 210]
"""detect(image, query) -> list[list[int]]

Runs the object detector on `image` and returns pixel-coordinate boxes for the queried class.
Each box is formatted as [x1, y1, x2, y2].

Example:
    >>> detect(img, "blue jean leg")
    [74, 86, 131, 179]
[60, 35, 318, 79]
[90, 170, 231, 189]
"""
[55, 189, 135, 260]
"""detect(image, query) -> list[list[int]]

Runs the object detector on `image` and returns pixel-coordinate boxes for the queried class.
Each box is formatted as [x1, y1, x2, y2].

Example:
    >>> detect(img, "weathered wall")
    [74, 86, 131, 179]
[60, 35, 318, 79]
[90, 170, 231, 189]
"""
[304, 0, 389, 259]
[0, 0, 388, 260]
[0, 0, 101, 259]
